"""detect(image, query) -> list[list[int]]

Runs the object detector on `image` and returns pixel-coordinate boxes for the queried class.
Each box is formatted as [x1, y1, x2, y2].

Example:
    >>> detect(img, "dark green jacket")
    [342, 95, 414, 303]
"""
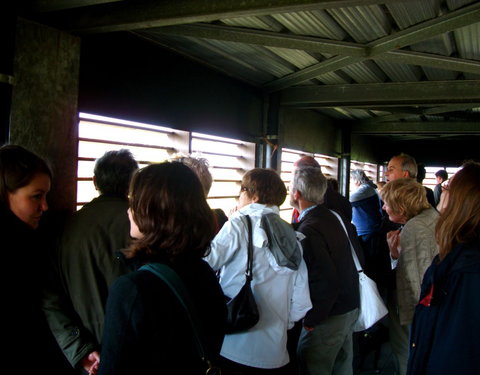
[43, 195, 130, 369]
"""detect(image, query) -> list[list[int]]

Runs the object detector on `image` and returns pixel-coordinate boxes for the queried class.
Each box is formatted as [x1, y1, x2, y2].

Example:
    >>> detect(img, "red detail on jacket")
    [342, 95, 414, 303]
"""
[419, 285, 435, 307]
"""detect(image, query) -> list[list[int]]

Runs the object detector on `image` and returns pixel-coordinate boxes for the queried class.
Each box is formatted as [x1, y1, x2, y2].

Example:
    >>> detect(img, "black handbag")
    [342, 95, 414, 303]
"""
[225, 215, 260, 334]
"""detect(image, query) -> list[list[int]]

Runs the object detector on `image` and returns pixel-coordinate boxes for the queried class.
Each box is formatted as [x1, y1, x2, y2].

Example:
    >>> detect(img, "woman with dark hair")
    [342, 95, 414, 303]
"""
[407, 161, 480, 375]
[205, 168, 311, 374]
[97, 162, 226, 375]
[0, 144, 72, 374]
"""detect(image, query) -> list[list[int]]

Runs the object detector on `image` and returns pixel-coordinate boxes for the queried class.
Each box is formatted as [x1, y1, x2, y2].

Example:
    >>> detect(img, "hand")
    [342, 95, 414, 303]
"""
[228, 205, 238, 217]
[437, 189, 450, 213]
[387, 230, 401, 259]
[81, 351, 100, 375]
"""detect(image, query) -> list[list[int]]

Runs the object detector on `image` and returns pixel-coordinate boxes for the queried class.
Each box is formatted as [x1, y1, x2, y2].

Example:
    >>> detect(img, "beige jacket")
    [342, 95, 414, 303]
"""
[397, 207, 439, 325]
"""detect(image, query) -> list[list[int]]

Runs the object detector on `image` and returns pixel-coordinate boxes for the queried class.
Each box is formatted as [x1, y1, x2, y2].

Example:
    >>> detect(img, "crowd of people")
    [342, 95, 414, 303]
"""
[2, 143, 479, 375]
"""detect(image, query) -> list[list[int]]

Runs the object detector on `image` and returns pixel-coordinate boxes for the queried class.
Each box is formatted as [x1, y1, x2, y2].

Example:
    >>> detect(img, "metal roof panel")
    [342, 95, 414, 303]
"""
[326, 5, 390, 43]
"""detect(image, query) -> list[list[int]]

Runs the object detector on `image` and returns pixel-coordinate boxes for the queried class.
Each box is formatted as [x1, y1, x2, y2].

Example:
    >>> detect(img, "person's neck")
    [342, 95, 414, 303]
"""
[298, 200, 316, 214]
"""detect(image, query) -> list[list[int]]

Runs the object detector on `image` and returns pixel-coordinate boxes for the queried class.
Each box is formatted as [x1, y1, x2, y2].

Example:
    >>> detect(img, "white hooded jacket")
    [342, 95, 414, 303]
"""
[205, 203, 312, 369]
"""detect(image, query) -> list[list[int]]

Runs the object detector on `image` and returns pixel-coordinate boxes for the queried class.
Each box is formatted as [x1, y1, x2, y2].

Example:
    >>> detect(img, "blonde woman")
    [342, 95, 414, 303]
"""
[380, 178, 439, 375]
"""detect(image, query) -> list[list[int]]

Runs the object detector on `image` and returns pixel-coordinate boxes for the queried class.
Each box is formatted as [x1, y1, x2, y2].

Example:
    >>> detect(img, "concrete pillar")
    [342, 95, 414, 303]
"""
[10, 18, 81, 212]
[0, 10, 16, 144]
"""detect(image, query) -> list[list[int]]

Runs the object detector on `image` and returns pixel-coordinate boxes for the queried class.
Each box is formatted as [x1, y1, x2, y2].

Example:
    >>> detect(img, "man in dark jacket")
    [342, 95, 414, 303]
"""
[291, 166, 362, 375]
[43, 149, 138, 374]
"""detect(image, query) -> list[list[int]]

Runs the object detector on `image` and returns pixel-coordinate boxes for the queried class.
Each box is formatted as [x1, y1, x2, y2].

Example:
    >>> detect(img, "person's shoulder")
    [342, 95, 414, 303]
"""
[416, 207, 439, 224]
[298, 206, 331, 229]
[108, 271, 141, 296]
[81, 195, 128, 211]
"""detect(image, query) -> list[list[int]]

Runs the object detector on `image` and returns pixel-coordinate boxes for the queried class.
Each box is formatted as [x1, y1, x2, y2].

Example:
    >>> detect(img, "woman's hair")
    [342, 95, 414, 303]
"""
[436, 161, 480, 260]
[126, 162, 215, 262]
[380, 178, 430, 220]
[241, 168, 287, 207]
[0, 144, 52, 206]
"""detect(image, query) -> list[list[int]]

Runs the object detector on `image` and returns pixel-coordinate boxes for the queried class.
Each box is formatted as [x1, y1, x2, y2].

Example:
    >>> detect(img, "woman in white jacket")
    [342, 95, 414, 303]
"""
[205, 168, 312, 375]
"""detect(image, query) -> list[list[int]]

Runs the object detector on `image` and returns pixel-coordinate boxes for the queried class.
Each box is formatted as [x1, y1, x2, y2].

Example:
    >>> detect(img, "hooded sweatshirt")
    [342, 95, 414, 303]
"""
[205, 203, 312, 369]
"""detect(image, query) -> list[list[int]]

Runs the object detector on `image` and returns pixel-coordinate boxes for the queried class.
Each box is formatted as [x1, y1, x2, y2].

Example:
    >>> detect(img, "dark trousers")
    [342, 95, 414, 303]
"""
[218, 356, 292, 375]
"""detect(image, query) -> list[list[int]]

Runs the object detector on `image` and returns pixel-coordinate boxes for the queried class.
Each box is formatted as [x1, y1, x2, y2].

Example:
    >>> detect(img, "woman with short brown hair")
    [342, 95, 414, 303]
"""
[98, 162, 226, 375]
[205, 168, 312, 374]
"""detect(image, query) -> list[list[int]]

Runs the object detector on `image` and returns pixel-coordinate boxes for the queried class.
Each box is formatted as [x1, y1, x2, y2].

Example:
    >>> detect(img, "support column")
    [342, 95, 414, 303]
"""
[339, 123, 352, 197]
[0, 11, 16, 144]
[263, 93, 281, 171]
[10, 18, 81, 212]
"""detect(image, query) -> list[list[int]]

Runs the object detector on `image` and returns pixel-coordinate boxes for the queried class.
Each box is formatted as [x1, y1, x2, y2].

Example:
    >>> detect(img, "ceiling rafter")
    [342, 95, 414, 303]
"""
[359, 104, 480, 124]
[29, 0, 122, 13]
[262, 2, 480, 91]
[37, 0, 409, 34]
[352, 121, 480, 135]
[153, 22, 480, 82]
[281, 80, 480, 107]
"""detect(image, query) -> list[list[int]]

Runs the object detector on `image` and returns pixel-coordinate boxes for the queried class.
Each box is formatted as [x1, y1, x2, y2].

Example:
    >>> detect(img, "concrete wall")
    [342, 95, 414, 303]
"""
[279, 108, 341, 157]
[351, 134, 382, 164]
[78, 33, 263, 143]
[10, 18, 80, 212]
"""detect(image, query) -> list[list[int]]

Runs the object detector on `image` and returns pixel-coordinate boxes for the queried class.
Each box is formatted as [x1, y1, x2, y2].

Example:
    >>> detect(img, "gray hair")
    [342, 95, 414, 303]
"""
[171, 154, 213, 196]
[395, 153, 417, 179]
[351, 169, 370, 185]
[292, 167, 327, 204]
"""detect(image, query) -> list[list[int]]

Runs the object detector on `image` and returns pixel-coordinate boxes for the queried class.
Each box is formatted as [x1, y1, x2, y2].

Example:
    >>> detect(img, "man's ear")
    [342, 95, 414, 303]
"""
[293, 189, 301, 201]
[93, 176, 98, 190]
[251, 194, 260, 203]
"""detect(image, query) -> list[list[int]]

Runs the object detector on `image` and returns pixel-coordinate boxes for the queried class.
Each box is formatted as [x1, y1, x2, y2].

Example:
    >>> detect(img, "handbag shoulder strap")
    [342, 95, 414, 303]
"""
[140, 263, 211, 365]
[329, 210, 362, 272]
[240, 215, 254, 281]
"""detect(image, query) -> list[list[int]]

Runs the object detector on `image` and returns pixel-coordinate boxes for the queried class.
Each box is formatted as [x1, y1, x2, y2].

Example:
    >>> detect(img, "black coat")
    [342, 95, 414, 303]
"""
[407, 237, 480, 375]
[98, 258, 226, 375]
[295, 204, 361, 326]
[0, 207, 73, 374]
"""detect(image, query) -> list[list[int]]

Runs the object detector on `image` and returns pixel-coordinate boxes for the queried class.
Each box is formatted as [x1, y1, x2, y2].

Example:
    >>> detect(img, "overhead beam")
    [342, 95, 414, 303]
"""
[263, 2, 480, 91]
[263, 56, 364, 92]
[366, 2, 480, 56]
[375, 50, 480, 75]
[29, 0, 123, 13]
[359, 103, 480, 123]
[38, 0, 409, 33]
[281, 80, 480, 107]
[154, 23, 480, 78]
[154, 24, 367, 57]
[352, 121, 480, 135]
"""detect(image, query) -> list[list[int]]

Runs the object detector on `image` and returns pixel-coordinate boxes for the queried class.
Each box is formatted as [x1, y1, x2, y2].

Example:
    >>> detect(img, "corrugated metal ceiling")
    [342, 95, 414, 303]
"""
[25, 0, 480, 138]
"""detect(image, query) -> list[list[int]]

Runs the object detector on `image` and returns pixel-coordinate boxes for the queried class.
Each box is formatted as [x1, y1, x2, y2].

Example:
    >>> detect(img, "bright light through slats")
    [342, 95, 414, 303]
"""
[191, 132, 256, 216]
